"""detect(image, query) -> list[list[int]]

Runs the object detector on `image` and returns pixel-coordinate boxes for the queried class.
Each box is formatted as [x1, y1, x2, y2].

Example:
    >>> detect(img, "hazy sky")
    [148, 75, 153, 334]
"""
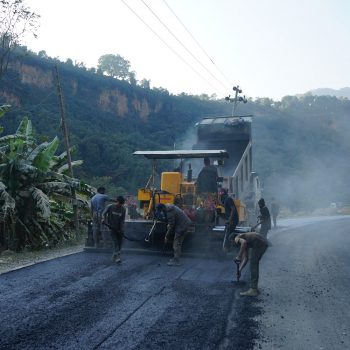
[23, 0, 350, 100]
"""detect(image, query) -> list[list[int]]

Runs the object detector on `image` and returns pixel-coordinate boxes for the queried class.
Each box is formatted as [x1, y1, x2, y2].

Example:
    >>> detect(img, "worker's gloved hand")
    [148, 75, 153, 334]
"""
[234, 257, 241, 264]
[164, 232, 171, 243]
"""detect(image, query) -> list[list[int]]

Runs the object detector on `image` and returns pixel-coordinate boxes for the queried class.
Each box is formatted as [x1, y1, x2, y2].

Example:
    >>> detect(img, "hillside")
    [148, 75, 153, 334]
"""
[0, 51, 231, 193]
[310, 87, 350, 99]
[1, 51, 350, 211]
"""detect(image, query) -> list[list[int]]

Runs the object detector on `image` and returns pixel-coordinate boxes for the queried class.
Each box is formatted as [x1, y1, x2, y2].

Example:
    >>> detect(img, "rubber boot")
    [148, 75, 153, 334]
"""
[240, 288, 258, 297]
[112, 250, 121, 263]
[167, 258, 181, 266]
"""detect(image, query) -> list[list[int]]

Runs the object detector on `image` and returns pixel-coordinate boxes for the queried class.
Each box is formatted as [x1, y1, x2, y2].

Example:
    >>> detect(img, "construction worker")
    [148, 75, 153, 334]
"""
[224, 190, 239, 231]
[196, 157, 218, 194]
[156, 203, 191, 266]
[91, 187, 110, 247]
[102, 196, 126, 263]
[258, 198, 271, 238]
[270, 197, 280, 229]
[221, 189, 239, 252]
[234, 232, 268, 296]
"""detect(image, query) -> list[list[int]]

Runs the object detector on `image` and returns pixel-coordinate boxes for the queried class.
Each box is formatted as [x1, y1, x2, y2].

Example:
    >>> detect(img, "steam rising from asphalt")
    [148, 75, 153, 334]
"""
[175, 124, 239, 179]
[176, 117, 350, 213]
[175, 125, 203, 177]
[262, 154, 350, 212]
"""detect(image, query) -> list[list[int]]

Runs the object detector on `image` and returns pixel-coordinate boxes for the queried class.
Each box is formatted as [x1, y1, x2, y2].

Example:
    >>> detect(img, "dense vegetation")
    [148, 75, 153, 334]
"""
[1, 49, 349, 214]
[0, 48, 231, 192]
[0, 107, 92, 251]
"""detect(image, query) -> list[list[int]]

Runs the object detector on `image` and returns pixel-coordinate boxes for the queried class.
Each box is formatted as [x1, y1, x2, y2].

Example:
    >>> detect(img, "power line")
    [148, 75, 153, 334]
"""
[162, 0, 233, 87]
[4, 90, 57, 119]
[120, 0, 224, 95]
[140, 0, 228, 93]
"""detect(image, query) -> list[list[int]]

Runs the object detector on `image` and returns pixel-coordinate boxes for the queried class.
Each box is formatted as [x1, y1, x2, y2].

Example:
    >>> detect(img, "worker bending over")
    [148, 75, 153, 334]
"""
[156, 203, 191, 266]
[234, 232, 268, 296]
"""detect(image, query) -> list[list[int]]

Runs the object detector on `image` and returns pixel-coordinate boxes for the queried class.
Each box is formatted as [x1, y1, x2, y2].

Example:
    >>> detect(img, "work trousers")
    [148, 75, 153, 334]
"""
[111, 230, 123, 255]
[259, 226, 269, 238]
[92, 212, 109, 246]
[250, 245, 268, 289]
[224, 223, 237, 252]
[173, 230, 187, 259]
[272, 215, 277, 228]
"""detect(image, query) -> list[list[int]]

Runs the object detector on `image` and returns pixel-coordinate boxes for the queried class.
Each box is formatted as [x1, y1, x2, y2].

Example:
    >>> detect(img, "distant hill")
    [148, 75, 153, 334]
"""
[309, 87, 350, 99]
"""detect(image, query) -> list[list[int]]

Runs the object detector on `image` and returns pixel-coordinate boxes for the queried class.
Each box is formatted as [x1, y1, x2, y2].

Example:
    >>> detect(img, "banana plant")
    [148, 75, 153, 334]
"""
[0, 115, 92, 250]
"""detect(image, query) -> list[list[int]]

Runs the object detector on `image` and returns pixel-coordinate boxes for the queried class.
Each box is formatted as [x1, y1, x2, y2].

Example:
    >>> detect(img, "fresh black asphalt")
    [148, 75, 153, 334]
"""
[1, 216, 349, 349]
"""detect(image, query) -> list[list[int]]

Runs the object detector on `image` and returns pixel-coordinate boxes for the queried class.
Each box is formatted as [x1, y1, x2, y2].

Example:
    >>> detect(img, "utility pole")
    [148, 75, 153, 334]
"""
[225, 85, 247, 116]
[54, 65, 79, 232]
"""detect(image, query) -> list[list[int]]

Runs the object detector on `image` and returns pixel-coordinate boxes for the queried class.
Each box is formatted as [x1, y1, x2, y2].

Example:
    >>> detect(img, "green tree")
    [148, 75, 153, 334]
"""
[97, 54, 131, 79]
[139, 78, 151, 89]
[38, 50, 48, 59]
[74, 60, 87, 71]
[0, 0, 40, 79]
[153, 87, 169, 95]
[128, 71, 137, 85]
[65, 58, 73, 66]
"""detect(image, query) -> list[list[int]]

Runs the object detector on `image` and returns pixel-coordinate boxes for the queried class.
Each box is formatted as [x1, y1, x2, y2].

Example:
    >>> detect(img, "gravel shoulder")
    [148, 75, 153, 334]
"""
[0, 242, 84, 275]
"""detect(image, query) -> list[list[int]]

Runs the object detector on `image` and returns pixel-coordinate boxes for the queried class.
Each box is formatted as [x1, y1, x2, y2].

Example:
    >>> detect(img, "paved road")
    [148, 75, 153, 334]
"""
[255, 216, 350, 350]
[0, 216, 349, 349]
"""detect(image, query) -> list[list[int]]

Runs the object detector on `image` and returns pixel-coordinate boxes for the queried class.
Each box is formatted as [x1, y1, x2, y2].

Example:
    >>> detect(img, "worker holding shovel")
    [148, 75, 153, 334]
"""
[102, 196, 126, 263]
[233, 232, 268, 296]
[155, 203, 191, 266]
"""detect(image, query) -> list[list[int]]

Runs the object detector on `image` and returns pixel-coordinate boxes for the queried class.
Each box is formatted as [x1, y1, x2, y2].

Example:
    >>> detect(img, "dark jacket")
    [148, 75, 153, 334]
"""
[259, 205, 271, 231]
[166, 205, 191, 234]
[196, 165, 218, 193]
[103, 204, 126, 232]
[224, 196, 239, 227]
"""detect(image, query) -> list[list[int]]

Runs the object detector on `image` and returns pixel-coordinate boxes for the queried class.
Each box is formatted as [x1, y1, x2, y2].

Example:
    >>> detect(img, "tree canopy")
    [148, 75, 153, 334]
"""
[0, 0, 40, 79]
[97, 53, 131, 80]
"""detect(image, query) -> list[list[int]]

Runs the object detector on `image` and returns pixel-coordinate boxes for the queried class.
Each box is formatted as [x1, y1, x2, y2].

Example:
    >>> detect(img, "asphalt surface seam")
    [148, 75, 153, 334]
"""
[92, 266, 193, 349]
[217, 291, 237, 349]
[216, 266, 251, 350]
[92, 285, 167, 349]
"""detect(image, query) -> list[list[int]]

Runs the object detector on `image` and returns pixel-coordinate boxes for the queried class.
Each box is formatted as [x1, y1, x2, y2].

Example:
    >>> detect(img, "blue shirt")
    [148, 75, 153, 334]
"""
[91, 193, 109, 213]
